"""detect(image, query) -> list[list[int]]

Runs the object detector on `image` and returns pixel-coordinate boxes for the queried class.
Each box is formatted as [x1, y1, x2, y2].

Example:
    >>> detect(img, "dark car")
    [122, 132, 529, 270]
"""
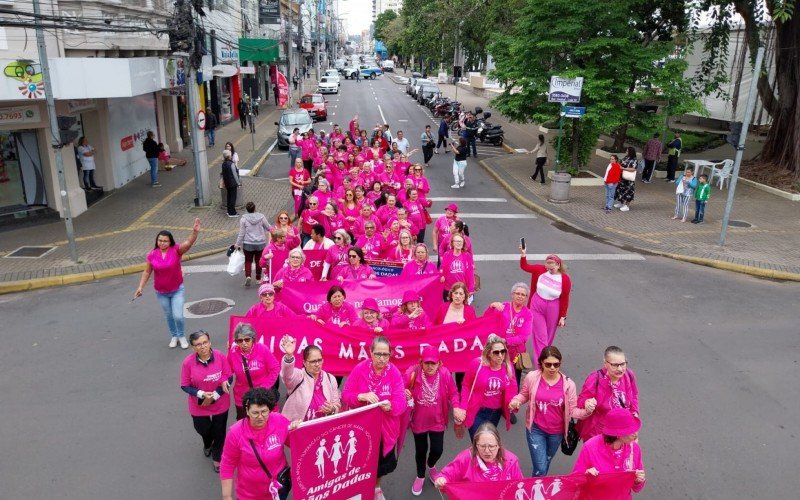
[417, 83, 441, 105]
[275, 108, 313, 149]
[297, 93, 328, 121]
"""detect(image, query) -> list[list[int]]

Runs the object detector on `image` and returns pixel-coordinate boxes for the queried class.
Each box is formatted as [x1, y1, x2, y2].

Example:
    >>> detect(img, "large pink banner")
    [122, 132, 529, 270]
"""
[277, 71, 289, 107]
[278, 274, 444, 317]
[290, 403, 382, 500]
[227, 313, 506, 375]
[443, 472, 637, 500]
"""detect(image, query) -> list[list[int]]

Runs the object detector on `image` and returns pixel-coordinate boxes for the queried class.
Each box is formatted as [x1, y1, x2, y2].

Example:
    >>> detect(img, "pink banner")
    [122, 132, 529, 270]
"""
[303, 249, 327, 281]
[277, 71, 289, 107]
[227, 313, 506, 375]
[290, 404, 382, 500]
[278, 274, 444, 317]
[443, 472, 637, 500]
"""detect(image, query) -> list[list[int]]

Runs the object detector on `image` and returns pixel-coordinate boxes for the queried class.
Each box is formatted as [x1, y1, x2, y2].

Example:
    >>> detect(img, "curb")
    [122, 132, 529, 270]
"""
[477, 159, 800, 282]
[248, 139, 278, 177]
[0, 246, 228, 296]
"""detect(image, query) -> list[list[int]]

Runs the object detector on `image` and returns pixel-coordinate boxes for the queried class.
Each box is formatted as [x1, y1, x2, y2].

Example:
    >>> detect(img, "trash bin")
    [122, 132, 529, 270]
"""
[219, 185, 245, 210]
[548, 172, 571, 203]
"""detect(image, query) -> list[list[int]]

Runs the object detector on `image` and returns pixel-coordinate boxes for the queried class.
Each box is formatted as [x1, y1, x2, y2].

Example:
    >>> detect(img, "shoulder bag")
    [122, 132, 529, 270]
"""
[514, 352, 533, 371]
[621, 169, 636, 181]
[241, 355, 254, 388]
[249, 439, 292, 495]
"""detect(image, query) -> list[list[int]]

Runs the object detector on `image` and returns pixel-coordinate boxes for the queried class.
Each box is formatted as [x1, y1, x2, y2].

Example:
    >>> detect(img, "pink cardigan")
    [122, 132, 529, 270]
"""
[440, 448, 524, 483]
[576, 368, 640, 441]
[459, 357, 517, 431]
[279, 357, 341, 421]
[510, 370, 590, 440]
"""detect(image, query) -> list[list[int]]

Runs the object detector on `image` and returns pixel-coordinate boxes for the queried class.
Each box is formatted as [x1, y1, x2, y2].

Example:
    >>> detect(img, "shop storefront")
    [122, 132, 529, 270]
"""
[213, 40, 241, 123]
[0, 124, 46, 214]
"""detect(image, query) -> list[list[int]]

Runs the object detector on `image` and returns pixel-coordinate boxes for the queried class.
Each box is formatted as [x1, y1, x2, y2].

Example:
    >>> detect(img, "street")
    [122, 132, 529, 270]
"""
[2, 75, 799, 499]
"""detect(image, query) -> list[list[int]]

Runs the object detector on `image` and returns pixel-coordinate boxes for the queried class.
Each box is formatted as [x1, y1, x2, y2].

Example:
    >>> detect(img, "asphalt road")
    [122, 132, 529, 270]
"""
[2, 74, 799, 499]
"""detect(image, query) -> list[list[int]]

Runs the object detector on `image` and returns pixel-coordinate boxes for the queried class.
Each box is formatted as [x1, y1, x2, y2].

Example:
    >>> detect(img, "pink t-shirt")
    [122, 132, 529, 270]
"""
[480, 366, 506, 410]
[536, 272, 563, 300]
[411, 372, 442, 431]
[305, 375, 328, 421]
[228, 343, 281, 406]
[180, 349, 232, 417]
[315, 301, 357, 326]
[289, 168, 310, 191]
[147, 246, 183, 293]
[532, 376, 565, 434]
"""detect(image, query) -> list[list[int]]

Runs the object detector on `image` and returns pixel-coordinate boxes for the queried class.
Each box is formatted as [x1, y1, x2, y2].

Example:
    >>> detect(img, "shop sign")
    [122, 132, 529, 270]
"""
[1, 59, 45, 100]
[216, 42, 239, 63]
[66, 99, 95, 114]
[0, 105, 41, 125]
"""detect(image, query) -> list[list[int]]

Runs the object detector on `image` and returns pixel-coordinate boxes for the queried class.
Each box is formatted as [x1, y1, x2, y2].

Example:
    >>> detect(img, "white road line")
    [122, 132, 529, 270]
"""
[430, 213, 537, 219]
[398, 119, 408, 122]
[184, 265, 229, 273]
[378, 104, 387, 124]
[428, 197, 507, 202]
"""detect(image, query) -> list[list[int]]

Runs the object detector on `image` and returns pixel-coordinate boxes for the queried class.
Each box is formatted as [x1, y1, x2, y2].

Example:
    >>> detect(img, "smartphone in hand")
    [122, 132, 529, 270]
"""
[520, 237, 526, 250]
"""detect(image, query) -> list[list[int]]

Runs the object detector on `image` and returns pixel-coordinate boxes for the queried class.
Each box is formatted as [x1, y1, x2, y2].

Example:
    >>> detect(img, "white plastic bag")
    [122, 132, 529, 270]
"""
[227, 249, 245, 276]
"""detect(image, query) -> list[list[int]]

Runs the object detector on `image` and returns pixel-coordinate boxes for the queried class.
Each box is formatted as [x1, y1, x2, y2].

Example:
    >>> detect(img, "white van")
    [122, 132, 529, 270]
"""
[381, 60, 395, 72]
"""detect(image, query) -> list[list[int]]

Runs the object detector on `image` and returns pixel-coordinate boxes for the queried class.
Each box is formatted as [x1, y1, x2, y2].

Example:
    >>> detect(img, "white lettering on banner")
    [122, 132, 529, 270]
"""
[309, 260, 322, 268]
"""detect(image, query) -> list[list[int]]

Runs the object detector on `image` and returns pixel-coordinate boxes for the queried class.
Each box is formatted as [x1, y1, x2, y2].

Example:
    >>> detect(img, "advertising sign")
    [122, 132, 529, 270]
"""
[276, 70, 289, 107]
[258, 0, 281, 25]
[548, 76, 584, 103]
[1, 59, 45, 100]
[0, 105, 41, 126]
[563, 106, 586, 118]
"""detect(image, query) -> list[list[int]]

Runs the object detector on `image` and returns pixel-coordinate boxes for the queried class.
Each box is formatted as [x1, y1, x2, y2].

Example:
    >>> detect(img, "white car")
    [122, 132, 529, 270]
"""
[323, 69, 341, 85]
[318, 76, 339, 94]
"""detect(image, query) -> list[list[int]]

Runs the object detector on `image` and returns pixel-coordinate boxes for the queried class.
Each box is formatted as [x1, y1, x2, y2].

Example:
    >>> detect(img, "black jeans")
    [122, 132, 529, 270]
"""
[239, 115, 247, 129]
[243, 248, 263, 279]
[466, 135, 477, 156]
[532, 157, 546, 183]
[413, 431, 445, 478]
[642, 159, 656, 181]
[436, 133, 448, 150]
[667, 155, 679, 180]
[192, 411, 228, 462]
[422, 145, 434, 164]
[226, 186, 238, 215]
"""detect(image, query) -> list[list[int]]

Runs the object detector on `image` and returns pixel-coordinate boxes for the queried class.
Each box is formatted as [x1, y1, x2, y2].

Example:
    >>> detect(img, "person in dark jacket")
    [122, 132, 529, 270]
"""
[436, 117, 450, 154]
[143, 131, 161, 187]
[237, 99, 248, 130]
[221, 150, 241, 217]
[462, 114, 478, 157]
[665, 132, 682, 181]
[205, 108, 218, 147]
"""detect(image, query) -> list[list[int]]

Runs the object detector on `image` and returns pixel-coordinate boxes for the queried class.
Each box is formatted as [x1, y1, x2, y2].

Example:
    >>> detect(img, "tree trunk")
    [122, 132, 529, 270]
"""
[612, 122, 629, 151]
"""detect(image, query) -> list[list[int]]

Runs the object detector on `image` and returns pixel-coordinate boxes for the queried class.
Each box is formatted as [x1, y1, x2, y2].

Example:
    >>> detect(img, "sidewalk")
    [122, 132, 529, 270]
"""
[0, 104, 292, 294]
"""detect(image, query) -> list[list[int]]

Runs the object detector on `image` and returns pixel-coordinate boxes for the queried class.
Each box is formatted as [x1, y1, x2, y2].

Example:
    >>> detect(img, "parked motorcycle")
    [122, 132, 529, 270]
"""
[476, 112, 504, 146]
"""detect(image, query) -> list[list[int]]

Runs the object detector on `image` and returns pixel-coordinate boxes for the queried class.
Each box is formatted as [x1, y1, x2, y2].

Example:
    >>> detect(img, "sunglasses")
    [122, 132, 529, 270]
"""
[543, 362, 561, 369]
[235, 338, 254, 344]
[348, 254, 359, 258]
[491, 349, 507, 356]
[260, 292, 275, 297]
[334, 236, 343, 241]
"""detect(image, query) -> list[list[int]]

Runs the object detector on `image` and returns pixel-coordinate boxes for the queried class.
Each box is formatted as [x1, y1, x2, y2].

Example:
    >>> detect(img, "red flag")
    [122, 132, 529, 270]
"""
[442, 471, 637, 500]
[290, 403, 383, 500]
[276, 70, 289, 107]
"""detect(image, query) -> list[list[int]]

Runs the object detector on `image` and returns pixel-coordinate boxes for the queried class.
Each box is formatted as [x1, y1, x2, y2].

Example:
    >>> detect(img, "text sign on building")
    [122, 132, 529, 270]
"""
[258, 0, 281, 25]
[0, 105, 41, 125]
[216, 42, 239, 63]
[548, 76, 584, 103]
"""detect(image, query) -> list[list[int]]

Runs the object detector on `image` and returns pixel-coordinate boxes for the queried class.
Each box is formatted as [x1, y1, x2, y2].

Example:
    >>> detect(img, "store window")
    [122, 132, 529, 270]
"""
[0, 131, 46, 212]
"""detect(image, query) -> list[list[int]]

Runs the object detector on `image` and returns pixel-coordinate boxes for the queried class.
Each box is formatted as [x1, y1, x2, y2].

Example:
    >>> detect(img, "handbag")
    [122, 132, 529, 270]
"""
[249, 439, 292, 495]
[561, 419, 580, 455]
[514, 352, 533, 371]
[622, 169, 636, 181]
[423, 207, 433, 225]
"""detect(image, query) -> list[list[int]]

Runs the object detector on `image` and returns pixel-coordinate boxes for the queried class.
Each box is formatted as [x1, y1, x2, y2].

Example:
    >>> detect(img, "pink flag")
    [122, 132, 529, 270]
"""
[276, 70, 289, 107]
[442, 472, 636, 500]
[227, 313, 506, 375]
[303, 249, 327, 280]
[290, 403, 382, 500]
[278, 274, 444, 317]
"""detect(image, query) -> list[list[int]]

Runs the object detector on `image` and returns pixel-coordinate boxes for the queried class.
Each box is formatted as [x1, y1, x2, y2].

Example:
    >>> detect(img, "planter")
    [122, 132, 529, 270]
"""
[548, 170, 605, 186]
[738, 177, 800, 201]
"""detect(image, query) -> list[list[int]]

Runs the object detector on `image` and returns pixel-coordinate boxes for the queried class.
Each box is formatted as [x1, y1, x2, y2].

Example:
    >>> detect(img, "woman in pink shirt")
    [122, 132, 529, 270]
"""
[180, 330, 232, 472]
[289, 158, 311, 216]
[385, 229, 414, 263]
[434, 422, 523, 489]
[278, 335, 341, 421]
[404, 347, 466, 495]
[432, 203, 459, 259]
[322, 229, 351, 279]
[220, 388, 297, 500]
[330, 246, 376, 282]
[272, 210, 300, 249]
[339, 189, 361, 233]
[259, 229, 290, 282]
[485, 282, 534, 388]
[342, 336, 407, 500]
[459, 335, 518, 440]
[375, 193, 400, 227]
[245, 283, 296, 319]
[352, 297, 390, 333]
[572, 408, 646, 495]
[272, 248, 314, 291]
[439, 234, 476, 301]
[390, 291, 432, 330]
[355, 220, 385, 260]
[134, 218, 200, 349]
[228, 322, 282, 419]
[401, 244, 437, 278]
[519, 248, 572, 361]
[309, 285, 358, 327]
[433, 282, 477, 325]
[403, 188, 428, 243]
[509, 346, 592, 476]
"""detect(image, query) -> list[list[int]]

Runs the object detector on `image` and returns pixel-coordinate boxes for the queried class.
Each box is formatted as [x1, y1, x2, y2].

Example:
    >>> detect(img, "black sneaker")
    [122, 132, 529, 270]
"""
[510, 413, 517, 425]
[691, 219, 699, 224]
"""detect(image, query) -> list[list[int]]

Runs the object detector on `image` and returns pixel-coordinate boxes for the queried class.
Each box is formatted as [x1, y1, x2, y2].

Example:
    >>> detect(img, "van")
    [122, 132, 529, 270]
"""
[381, 60, 395, 72]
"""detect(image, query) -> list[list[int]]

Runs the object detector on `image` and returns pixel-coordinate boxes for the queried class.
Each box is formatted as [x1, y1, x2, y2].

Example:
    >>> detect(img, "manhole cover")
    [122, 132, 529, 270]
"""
[729, 220, 752, 228]
[185, 297, 235, 318]
[4, 246, 56, 258]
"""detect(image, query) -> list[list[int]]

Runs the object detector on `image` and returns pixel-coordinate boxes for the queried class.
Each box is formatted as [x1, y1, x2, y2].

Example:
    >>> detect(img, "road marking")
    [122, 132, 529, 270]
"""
[398, 119, 408, 122]
[430, 213, 537, 219]
[378, 104, 387, 124]
[428, 197, 507, 202]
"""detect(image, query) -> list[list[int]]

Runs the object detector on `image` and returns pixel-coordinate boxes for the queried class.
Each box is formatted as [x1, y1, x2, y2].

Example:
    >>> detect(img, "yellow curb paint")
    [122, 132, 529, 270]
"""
[501, 142, 515, 154]
[60, 272, 96, 285]
[0, 281, 32, 293]
[93, 268, 124, 280]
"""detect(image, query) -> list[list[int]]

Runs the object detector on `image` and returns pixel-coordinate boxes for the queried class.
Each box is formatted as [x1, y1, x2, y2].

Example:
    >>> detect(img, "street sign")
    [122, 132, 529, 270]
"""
[548, 76, 584, 103]
[563, 106, 586, 118]
[240, 66, 256, 75]
[196, 110, 206, 130]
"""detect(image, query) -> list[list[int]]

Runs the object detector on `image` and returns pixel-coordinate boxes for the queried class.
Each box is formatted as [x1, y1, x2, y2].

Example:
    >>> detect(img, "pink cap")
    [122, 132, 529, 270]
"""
[421, 346, 440, 363]
[361, 297, 380, 312]
[601, 408, 641, 436]
[445, 203, 459, 213]
[401, 290, 420, 305]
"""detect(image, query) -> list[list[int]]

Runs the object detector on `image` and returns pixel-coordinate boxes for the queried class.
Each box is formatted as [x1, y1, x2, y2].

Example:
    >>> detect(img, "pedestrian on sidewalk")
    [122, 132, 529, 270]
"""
[143, 131, 161, 187]
[221, 150, 241, 217]
[77, 136, 101, 190]
[641, 132, 662, 183]
[691, 174, 710, 224]
[665, 132, 682, 181]
[237, 98, 248, 130]
[134, 218, 201, 349]
[603, 155, 622, 212]
[614, 147, 638, 211]
[672, 167, 696, 222]
[435, 117, 450, 154]
[463, 113, 478, 157]
[450, 137, 468, 189]
[527, 134, 548, 184]
[205, 108, 218, 147]
[421, 125, 435, 166]
[236, 202, 271, 287]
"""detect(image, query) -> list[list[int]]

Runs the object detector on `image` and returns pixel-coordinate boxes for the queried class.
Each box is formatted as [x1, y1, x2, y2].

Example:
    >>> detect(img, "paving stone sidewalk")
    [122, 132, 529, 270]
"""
[0, 105, 292, 292]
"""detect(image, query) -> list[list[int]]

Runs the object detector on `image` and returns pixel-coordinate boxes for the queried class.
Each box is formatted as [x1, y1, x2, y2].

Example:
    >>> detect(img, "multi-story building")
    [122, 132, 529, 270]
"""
[373, 0, 402, 20]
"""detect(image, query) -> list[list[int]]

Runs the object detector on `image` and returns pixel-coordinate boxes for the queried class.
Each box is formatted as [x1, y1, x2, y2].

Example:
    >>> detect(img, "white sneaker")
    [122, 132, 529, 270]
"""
[620, 205, 630, 212]
[168, 337, 179, 348]
[459, 181, 465, 187]
[450, 184, 460, 189]
[179, 336, 189, 349]
[613, 202, 622, 208]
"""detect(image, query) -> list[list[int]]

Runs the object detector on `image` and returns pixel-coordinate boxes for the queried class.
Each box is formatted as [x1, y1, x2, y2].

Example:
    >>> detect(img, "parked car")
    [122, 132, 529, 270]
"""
[275, 108, 314, 149]
[418, 83, 441, 105]
[410, 78, 432, 98]
[380, 60, 395, 72]
[359, 66, 382, 79]
[323, 69, 341, 84]
[341, 66, 359, 79]
[297, 93, 328, 120]
[317, 76, 339, 94]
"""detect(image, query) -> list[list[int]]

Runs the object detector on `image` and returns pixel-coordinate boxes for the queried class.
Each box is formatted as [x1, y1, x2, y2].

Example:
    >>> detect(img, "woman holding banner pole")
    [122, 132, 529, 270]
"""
[259, 229, 290, 283]
[342, 336, 407, 500]
[485, 282, 534, 388]
[279, 335, 341, 421]
[228, 322, 282, 420]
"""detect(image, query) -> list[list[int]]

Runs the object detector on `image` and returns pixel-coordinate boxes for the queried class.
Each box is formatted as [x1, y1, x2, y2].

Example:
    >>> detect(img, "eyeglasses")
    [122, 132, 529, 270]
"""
[279, 216, 289, 220]
[543, 362, 561, 369]
[260, 292, 275, 297]
[513, 291, 528, 296]
[235, 338, 254, 344]
[334, 236, 343, 241]
[476, 444, 499, 451]
[606, 361, 628, 369]
[192, 340, 210, 348]
[372, 352, 391, 358]
[491, 349, 507, 356]
[348, 254, 358, 258]
[305, 358, 323, 364]
[248, 410, 271, 418]
[308, 203, 318, 206]
[290, 255, 302, 259]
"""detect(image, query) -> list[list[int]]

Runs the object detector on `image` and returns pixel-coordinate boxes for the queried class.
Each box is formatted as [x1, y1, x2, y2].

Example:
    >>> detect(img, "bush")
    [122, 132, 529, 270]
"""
[623, 127, 726, 153]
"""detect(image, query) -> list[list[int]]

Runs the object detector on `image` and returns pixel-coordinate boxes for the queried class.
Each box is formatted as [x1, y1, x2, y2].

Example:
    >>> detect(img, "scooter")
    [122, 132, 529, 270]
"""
[477, 112, 505, 146]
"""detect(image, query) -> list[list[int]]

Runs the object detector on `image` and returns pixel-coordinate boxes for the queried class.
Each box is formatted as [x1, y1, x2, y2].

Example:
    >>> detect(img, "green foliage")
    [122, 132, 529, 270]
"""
[373, 10, 398, 43]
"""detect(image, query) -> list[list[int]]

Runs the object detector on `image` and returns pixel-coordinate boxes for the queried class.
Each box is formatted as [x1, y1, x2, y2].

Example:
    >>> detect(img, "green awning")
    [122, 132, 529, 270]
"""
[239, 38, 280, 62]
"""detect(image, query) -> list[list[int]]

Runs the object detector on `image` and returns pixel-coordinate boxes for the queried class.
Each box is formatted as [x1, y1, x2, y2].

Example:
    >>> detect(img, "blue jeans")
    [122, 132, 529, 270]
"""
[207, 128, 216, 146]
[155, 284, 185, 338]
[694, 200, 706, 222]
[468, 407, 502, 441]
[526, 422, 563, 476]
[605, 183, 617, 209]
[147, 157, 158, 184]
[289, 145, 301, 167]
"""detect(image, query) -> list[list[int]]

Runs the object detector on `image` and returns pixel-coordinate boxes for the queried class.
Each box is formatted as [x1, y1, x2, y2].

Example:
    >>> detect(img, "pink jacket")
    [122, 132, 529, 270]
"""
[341, 359, 407, 455]
[440, 250, 476, 292]
[227, 343, 281, 406]
[485, 304, 533, 361]
[259, 241, 290, 271]
[572, 435, 646, 494]
[244, 301, 296, 319]
[280, 357, 341, 421]
[389, 310, 431, 330]
[219, 415, 291, 500]
[459, 357, 518, 430]
[401, 259, 438, 278]
[404, 365, 460, 433]
[314, 301, 358, 326]
[576, 368, 640, 441]
[510, 370, 590, 440]
[440, 448, 524, 483]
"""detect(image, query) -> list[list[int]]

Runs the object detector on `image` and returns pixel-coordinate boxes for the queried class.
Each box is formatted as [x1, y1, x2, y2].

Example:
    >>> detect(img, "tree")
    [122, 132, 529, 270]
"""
[372, 9, 398, 43]
[489, 0, 701, 169]
[693, 1, 799, 178]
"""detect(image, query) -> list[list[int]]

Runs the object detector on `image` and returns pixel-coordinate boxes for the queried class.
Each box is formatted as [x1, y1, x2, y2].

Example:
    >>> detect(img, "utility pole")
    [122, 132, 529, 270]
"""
[298, 0, 305, 98]
[719, 46, 765, 246]
[315, 0, 321, 81]
[32, 0, 79, 263]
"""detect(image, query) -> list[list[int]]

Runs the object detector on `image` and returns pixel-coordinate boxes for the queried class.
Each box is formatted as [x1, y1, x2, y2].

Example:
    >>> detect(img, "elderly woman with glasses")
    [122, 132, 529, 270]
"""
[576, 346, 640, 442]
[228, 322, 282, 420]
[279, 335, 341, 421]
[245, 283, 295, 319]
[322, 228, 351, 280]
[355, 220, 385, 260]
[459, 335, 518, 440]
[353, 297, 389, 333]
[401, 243, 437, 277]
[220, 387, 299, 500]
[342, 336, 407, 500]
[485, 282, 534, 388]
[330, 246, 376, 282]
[309, 285, 358, 327]
[272, 248, 313, 291]
[180, 330, 233, 472]
[434, 422, 523, 489]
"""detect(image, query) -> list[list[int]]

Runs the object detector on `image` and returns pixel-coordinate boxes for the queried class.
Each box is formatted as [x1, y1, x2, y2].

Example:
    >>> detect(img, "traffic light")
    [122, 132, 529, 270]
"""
[727, 121, 743, 147]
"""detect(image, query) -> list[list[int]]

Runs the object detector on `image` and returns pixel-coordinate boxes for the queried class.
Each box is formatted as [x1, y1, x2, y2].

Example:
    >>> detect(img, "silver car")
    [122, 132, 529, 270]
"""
[275, 109, 313, 149]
